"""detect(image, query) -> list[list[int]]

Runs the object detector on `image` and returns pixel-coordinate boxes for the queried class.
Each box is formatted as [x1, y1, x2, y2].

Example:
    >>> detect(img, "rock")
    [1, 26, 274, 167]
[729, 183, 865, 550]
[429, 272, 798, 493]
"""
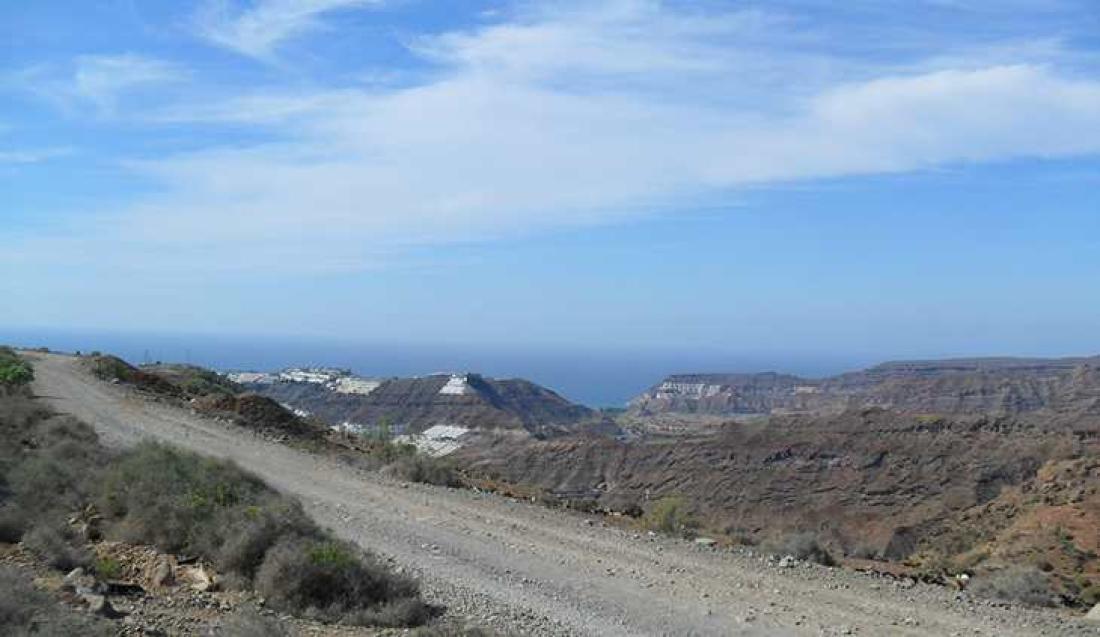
[778, 555, 796, 568]
[150, 556, 174, 588]
[1086, 603, 1100, 622]
[82, 593, 123, 618]
[62, 567, 97, 594]
[179, 565, 216, 592]
[62, 567, 86, 588]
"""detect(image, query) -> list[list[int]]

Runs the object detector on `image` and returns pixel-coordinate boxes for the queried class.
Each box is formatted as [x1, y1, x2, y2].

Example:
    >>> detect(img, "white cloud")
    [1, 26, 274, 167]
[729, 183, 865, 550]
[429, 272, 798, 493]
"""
[72, 54, 181, 110]
[196, 0, 381, 58]
[12, 1, 1100, 273]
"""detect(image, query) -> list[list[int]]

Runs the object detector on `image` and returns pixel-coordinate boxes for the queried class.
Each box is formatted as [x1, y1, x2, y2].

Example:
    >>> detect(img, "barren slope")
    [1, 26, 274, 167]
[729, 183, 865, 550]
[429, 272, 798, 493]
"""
[27, 353, 1098, 636]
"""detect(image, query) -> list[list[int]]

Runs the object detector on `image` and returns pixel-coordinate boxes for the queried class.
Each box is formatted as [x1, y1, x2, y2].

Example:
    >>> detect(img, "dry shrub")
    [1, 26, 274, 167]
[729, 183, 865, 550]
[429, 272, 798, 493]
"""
[764, 532, 836, 566]
[22, 522, 91, 571]
[386, 454, 460, 487]
[0, 566, 110, 636]
[102, 443, 430, 626]
[0, 359, 431, 629]
[255, 536, 428, 625]
[411, 623, 498, 636]
[97, 443, 271, 554]
[970, 566, 1057, 607]
[218, 609, 290, 637]
[216, 501, 319, 578]
[641, 496, 699, 538]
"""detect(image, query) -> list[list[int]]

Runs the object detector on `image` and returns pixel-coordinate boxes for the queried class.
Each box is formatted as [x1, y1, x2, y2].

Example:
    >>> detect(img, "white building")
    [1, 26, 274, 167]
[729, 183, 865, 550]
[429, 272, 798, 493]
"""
[438, 374, 471, 395]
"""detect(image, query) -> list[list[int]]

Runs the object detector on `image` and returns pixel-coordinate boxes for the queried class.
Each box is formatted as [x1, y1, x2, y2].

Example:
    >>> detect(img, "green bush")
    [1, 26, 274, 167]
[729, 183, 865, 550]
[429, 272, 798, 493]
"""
[94, 556, 122, 580]
[0, 348, 33, 387]
[641, 496, 699, 538]
[142, 364, 241, 398]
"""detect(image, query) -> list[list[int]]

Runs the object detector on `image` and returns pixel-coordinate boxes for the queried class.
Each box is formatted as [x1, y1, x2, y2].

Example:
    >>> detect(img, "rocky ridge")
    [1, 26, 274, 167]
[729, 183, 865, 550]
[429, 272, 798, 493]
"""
[245, 372, 596, 436]
[630, 355, 1100, 417]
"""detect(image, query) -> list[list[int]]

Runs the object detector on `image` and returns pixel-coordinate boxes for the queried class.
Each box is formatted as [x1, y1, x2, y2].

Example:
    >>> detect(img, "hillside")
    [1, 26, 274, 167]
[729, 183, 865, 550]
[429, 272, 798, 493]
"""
[458, 407, 1100, 606]
[245, 372, 595, 436]
[630, 355, 1100, 417]
[27, 351, 1100, 636]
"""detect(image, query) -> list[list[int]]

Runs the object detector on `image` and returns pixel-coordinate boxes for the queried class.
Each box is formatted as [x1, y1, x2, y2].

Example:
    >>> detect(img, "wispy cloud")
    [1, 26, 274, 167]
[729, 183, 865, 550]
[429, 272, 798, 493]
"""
[15, 54, 181, 115]
[71, 54, 181, 111]
[10, 1, 1100, 274]
[195, 0, 381, 58]
[0, 147, 73, 164]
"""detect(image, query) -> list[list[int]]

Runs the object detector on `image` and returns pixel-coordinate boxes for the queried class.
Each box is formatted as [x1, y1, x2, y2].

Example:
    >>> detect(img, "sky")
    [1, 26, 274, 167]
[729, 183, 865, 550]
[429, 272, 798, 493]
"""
[3, 0, 1100, 372]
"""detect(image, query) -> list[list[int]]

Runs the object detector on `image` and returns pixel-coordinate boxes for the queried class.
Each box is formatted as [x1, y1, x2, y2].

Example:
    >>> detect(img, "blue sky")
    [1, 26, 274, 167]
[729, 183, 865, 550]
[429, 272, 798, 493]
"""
[3, 0, 1100, 363]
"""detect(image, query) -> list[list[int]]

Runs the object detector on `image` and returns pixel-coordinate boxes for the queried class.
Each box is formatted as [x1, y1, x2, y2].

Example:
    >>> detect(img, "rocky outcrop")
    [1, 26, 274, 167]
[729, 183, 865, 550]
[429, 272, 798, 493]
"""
[630, 356, 1100, 417]
[247, 373, 595, 436]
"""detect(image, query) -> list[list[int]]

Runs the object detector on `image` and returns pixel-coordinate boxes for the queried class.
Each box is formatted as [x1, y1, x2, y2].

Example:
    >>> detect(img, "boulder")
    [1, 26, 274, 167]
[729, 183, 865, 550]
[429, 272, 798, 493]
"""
[1086, 604, 1100, 622]
[81, 593, 123, 618]
[62, 567, 97, 594]
[180, 565, 216, 592]
[149, 556, 175, 588]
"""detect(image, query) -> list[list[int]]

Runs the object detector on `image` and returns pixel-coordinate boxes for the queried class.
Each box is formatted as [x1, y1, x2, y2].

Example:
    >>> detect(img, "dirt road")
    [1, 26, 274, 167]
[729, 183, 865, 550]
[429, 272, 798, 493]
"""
[28, 353, 1098, 636]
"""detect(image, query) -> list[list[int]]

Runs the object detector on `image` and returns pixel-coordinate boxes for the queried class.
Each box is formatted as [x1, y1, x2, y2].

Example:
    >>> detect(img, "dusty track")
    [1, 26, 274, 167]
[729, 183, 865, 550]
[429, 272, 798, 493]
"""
[28, 353, 1099, 636]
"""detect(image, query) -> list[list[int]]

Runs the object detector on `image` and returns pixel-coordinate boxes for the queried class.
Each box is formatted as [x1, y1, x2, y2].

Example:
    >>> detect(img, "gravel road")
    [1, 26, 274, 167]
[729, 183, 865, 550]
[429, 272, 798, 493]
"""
[28, 352, 1100, 636]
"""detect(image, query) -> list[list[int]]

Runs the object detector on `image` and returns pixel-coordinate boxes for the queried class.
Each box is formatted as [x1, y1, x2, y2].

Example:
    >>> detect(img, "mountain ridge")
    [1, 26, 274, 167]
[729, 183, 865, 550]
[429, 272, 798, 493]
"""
[243, 370, 596, 436]
[631, 354, 1100, 417]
